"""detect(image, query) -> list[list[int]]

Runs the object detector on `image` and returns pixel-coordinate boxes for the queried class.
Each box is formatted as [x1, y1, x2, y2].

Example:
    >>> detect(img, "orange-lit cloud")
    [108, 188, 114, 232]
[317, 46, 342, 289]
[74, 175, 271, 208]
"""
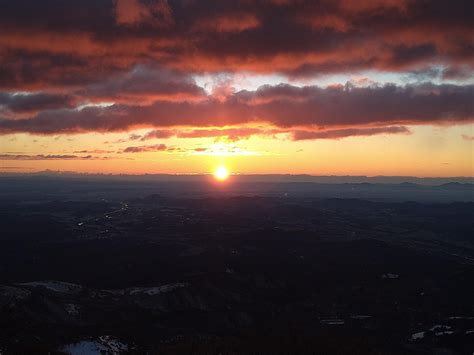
[123, 143, 168, 153]
[115, 0, 173, 27]
[1, 83, 472, 136]
[0, 154, 109, 160]
[0, 0, 472, 176]
[0, 0, 472, 91]
[291, 126, 411, 140]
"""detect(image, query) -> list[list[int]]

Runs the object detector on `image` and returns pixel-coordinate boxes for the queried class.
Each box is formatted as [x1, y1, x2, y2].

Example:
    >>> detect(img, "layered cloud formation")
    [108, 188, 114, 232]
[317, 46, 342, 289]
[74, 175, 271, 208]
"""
[0, 82, 471, 137]
[0, 0, 473, 141]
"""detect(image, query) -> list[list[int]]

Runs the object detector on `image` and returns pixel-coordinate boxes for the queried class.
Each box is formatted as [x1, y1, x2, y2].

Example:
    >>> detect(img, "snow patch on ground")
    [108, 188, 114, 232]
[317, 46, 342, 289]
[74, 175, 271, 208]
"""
[412, 325, 457, 341]
[18, 281, 83, 294]
[411, 331, 425, 340]
[350, 315, 372, 320]
[62, 341, 106, 355]
[64, 303, 80, 316]
[430, 325, 451, 331]
[0, 285, 31, 304]
[61, 336, 127, 354]
[321, 319, 345, 325]
[381, 273, 399, 279]
[126, 282, 188, 296]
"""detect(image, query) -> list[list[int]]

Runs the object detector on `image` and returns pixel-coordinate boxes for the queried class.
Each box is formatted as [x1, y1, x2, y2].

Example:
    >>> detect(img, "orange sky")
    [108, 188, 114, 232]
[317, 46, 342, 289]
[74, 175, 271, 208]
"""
[0, 0, 473, 177]
[2, 124, 472, 177]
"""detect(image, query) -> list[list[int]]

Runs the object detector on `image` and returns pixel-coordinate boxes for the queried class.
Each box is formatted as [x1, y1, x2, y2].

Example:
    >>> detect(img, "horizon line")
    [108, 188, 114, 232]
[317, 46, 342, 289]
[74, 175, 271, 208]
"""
[0, 170, 473, 180]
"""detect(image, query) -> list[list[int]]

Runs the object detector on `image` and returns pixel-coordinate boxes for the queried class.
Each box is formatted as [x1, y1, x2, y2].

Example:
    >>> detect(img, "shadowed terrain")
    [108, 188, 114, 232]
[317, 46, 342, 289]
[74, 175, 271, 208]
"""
[0, 175, 473, 354]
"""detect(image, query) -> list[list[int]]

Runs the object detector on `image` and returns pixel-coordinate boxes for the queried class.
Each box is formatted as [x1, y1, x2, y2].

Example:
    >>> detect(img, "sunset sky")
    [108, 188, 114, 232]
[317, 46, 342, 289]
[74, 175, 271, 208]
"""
[0, 0, 473, 176]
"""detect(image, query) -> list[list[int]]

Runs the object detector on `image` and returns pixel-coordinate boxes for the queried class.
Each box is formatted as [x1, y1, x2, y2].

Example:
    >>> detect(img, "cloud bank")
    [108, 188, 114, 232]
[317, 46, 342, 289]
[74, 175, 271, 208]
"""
[0, 0, 472, 141]
[0, 83, 471, 139]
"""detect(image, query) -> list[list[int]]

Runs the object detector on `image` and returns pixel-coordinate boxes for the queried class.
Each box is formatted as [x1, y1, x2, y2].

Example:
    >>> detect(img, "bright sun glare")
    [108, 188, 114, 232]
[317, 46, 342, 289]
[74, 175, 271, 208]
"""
[214, 166, 229, 181]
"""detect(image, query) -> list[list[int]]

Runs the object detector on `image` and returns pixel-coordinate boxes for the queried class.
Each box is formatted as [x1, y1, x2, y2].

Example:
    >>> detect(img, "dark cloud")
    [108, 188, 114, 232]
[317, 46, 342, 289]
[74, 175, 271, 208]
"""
[0, 154, 107, 160]
[442, 66, 474, 80]
[78, 66, 206, 104]
[72, 149, 115, 154]
[140, 127, 279, 142]
[1, 83, 471, 135]
[141, 129, 175, 140]
[137, 126, 411, 142]
[0, 0, 472, 90]
[128, 133, 143, 141]
[0, 92, 76, 114]
[291, 126, 411, 140]
[176, 128, 271, 141]
[0, 0, 471, 143]
[123, 143, 168, 153]
[114, 0, 173, 27]
[390, 44, 438, 68]
[461, 134, 474, 141]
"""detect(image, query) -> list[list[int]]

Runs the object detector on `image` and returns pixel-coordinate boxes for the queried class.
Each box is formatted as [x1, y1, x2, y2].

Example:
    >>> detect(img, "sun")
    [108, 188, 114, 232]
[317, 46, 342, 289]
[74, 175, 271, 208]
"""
[214, 166, 229, 181]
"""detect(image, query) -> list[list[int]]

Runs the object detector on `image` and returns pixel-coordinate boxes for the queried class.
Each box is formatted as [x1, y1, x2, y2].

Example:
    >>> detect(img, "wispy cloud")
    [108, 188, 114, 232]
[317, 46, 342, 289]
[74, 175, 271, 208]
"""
[0, 154, 110, 160]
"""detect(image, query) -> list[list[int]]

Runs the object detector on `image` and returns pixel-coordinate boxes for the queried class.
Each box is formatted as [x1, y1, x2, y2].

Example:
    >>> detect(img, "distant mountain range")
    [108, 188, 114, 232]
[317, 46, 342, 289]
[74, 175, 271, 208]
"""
[0, 170, 472, 185]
